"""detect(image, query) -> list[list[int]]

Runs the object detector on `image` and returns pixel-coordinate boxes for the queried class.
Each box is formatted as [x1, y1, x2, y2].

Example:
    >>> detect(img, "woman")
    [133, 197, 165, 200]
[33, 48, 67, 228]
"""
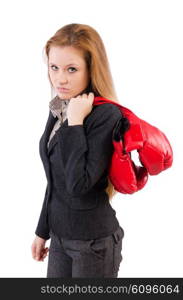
[31, 23, 126, 278]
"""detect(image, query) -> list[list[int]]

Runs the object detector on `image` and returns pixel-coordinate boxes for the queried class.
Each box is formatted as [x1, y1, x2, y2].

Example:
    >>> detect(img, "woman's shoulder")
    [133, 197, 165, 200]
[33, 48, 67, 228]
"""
[92, 102, 121, 121]
[84, 102, 122, 130]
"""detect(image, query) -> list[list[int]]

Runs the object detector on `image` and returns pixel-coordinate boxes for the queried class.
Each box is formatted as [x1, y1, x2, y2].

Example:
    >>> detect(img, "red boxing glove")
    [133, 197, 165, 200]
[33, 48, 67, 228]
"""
[93, 97, 173, 194]
[109, 118, 148, 194]
[122, 107, 173, 175]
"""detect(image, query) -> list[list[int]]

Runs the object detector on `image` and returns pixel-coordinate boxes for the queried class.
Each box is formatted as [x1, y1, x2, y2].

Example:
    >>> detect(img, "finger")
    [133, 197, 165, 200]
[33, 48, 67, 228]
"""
[42, 247, 49, 255]
[32, 249, 38, 260]
[31, 244, 36, 258]
[38, 250, 46, 261]
[42, 253, 48, 259]
[88, 92, 94, 97]
[88, 92, 94, 103]
[78, 94, 85, 100]
[41, 250, 49, 260]
[43, 249, 49, 256]
[35, 247, 42, 260]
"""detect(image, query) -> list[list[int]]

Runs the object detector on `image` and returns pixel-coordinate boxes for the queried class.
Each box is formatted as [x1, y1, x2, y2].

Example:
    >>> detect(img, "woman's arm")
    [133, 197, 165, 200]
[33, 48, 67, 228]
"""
[34, 184, 50, 240]
[58, 103, 122, 197]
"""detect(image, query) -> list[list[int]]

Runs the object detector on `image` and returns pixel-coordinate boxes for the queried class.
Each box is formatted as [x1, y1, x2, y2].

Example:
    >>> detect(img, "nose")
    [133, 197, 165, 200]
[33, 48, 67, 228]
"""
[56, 70, 68, 85]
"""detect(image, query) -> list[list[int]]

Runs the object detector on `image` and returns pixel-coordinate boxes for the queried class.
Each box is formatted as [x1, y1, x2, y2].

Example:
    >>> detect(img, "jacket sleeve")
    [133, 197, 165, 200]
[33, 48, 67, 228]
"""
[35, 184, 50, 240]
[58, 103, 122, 196]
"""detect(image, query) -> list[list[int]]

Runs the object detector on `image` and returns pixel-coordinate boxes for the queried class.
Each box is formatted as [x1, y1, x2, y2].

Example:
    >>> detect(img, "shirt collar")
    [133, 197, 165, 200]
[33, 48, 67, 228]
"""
[49, 95, 70, 120]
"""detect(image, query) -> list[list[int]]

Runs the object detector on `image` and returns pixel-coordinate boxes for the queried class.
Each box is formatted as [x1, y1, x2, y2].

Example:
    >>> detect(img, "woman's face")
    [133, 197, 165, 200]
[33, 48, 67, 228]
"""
[48, 45, 90, 99]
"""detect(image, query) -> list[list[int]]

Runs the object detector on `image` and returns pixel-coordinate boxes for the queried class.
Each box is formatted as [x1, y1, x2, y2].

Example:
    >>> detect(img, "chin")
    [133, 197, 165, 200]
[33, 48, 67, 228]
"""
[57, 89, 86, 99]
[57, 92, 71, 99]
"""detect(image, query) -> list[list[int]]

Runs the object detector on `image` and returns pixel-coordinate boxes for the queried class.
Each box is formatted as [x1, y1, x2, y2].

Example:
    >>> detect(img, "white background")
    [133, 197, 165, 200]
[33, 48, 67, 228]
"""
[0, 0, 182, 278]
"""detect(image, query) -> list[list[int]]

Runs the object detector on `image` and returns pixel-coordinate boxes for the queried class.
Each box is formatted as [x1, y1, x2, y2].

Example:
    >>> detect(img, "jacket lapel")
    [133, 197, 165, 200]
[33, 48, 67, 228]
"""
[47, 118, 69, 154]
[40, 111, 69, 159]
[39, 111, 56, 162]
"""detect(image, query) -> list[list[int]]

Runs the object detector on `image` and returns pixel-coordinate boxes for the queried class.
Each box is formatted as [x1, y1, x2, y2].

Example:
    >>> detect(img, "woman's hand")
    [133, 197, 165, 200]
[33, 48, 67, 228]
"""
[31, 235, 49, 262]
[67, 92, 95, 125]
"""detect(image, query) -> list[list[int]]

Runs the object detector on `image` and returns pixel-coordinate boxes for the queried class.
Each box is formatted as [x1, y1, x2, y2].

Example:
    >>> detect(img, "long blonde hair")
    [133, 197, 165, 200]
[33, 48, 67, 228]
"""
[43, 23, 121, 202]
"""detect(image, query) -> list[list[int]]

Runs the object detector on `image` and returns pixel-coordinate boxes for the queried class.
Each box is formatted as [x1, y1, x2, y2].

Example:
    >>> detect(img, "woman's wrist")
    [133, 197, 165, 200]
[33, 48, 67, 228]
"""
[68, 119, 84, 125]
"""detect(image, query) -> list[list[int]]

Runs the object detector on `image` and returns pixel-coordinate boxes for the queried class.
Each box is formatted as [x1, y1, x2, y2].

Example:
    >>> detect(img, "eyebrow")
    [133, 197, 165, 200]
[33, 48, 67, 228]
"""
[49, 63, 79, 67]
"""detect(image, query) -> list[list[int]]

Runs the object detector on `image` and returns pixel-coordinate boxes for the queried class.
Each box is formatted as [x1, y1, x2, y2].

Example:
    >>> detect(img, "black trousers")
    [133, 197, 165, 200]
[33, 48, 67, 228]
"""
[47, 226, 124, 278]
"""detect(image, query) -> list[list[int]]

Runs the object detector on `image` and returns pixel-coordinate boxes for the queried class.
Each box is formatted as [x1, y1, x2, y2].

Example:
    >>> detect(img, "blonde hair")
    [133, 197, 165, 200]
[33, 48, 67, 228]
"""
[43, 23, 121, 202]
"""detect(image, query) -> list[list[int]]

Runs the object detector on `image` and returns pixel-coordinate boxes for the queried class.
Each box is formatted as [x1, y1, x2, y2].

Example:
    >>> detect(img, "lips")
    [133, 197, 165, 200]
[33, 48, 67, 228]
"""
[57, 87, 69, 92]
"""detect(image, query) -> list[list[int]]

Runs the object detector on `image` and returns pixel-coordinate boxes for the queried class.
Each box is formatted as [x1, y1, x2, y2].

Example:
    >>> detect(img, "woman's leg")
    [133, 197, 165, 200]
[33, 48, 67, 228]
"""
[46, 231, 72, 278]
[111, 226, 124, 277]
[61, 226, 124, 278]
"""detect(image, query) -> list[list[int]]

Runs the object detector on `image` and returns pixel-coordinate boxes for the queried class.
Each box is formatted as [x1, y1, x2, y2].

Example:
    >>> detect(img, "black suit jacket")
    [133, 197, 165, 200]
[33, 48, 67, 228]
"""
[35, 102, 122, 240]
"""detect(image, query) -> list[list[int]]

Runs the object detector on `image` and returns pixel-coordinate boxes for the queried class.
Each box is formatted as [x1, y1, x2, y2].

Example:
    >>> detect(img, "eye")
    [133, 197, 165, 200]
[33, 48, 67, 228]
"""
[68, 67, 77, 73]
[50, 65, 58, 71]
